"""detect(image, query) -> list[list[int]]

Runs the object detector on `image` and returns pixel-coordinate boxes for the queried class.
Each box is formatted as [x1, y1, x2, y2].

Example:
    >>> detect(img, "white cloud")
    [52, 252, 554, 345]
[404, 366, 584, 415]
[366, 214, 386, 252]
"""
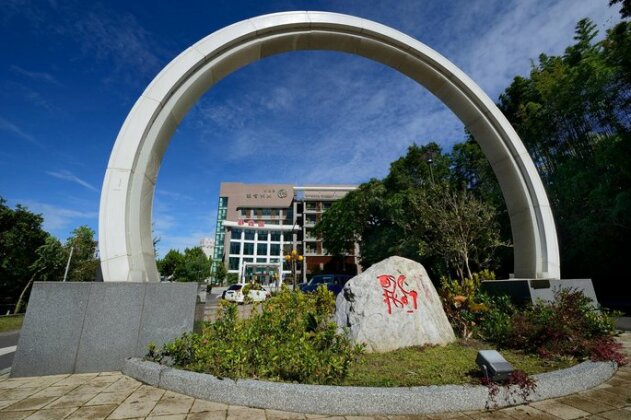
[46, 170, 98, 192]
[13, 199, 97, 233]
[0, 116, 39, 145]
[10, 65, 62, 86]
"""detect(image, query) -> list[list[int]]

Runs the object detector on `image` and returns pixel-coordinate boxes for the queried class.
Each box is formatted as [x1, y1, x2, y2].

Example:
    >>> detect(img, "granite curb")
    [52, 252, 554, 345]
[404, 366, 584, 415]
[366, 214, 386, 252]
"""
[122, 357, 617, 415]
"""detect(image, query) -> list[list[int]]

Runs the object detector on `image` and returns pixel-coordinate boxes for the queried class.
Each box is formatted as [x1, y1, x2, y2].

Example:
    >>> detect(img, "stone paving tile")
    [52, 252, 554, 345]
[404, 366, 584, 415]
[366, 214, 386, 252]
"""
[28, 384, 80, 399]
[581, 390, 629, 408]
[226, 406, 266, 420]
[51, 374, 98, 387]
[43, 391, 97, 409]
[107, 392, 162, 419]
[0, 386, 46, 401]
[530, 399, 591, 419]
[265, 409, 307, 419]
[607, 378, 631, 387]
[18, 376, 69, 389]
[149, 391, 195, 416]
[496, 404, 557, 419]
[102, 377, 143, 394]
[427, 414, 469, 419]
[128, 384, 166, 401]
[3, 396, 60, 411]
[85, 390, 136, 406]
[190, 400, 228, 413]
[187, 412, 228, 420]
[146, 415, 188, 419]
[598, 409, 631, 420]
[603, 387, 631, 399]
[387, 415, 431, 420]
[1, 400, 19, 409]
[65, 403, 118, 419]
[1, 411, 37, 420]
[64, 382, 113, 396]
[22, 407, 78, 419]
[467, 411, 514, 419]
[0, 379, 37, 390]
[557, 395, 617, 414]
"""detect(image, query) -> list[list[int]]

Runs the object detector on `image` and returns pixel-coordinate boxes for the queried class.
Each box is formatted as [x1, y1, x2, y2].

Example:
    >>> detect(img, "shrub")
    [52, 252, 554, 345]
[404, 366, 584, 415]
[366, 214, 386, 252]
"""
[497, 288, 624, 363]
[150, 285, 364, 384]
[439, 271, 498, 339]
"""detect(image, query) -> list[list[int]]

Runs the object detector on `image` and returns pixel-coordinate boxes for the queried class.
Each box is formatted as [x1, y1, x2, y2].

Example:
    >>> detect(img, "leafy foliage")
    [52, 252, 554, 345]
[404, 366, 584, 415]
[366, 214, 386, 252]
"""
[157, 247, 209, 282]
[64, 226, 99, 282]
[150, 286, 363, 385]
[0, 198, 49, 305]
[315, 144, 505, 281]
[498, 17, 631, 301]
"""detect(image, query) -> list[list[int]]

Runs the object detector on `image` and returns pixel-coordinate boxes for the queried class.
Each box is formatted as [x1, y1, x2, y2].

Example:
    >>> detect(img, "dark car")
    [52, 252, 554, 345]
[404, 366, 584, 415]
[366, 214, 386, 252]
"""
[299, 274, 352, 295]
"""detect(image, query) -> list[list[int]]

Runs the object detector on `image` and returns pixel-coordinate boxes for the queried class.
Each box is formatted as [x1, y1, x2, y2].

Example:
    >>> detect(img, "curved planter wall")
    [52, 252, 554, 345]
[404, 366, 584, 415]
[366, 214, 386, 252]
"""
[123, 358, 616, 415]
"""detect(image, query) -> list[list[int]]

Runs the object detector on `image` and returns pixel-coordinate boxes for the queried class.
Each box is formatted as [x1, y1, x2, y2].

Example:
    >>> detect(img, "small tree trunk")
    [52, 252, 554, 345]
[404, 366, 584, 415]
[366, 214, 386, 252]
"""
[14, 268, 44, 314]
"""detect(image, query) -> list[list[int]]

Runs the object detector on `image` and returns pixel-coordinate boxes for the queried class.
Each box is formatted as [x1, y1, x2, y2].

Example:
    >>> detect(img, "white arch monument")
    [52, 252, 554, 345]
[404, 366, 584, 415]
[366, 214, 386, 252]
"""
[99, 11, 560, 283]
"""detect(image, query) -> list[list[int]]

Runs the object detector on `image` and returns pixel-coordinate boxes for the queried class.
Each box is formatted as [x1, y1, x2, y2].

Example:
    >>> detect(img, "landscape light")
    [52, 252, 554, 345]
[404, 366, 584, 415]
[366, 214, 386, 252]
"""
[476, 350, 513, 381]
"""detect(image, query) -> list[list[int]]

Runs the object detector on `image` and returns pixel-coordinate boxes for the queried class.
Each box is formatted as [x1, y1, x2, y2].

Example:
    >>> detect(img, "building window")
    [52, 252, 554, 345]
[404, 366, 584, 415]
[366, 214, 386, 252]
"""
[244, 230, 255, 240]
[262, 208, 271, 216]
[270, 258, 280, 263]
[240, 208, 249, 217]
[270, 244, 280, 256]
[219, 197, 228, 208]
[231, 229, 242, 240]
[243, 257, 253, 263]
[256, 258, 267, 263]
[229, 242, 241, 255]
[243, 243, 254, 255]
[257, 243, 268, 256]
[229, 257, 239, 270]
[258, 231, 268, 241]
[270, 231, 281, 241]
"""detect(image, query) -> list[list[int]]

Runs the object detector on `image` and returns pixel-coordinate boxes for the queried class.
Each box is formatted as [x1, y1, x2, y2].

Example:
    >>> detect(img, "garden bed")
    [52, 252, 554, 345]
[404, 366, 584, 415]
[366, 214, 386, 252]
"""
[344, 339, 575, 387]
[123, 357, 616, 415]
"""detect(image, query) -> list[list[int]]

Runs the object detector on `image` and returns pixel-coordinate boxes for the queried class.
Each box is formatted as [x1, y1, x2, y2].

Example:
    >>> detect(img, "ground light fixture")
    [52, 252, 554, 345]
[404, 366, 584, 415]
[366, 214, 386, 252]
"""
[476, 350, 514, 381]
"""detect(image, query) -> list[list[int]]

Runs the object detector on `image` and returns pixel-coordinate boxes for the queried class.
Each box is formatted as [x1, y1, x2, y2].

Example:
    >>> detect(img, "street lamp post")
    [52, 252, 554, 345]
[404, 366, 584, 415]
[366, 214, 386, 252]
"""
[284, 249, 304, 291]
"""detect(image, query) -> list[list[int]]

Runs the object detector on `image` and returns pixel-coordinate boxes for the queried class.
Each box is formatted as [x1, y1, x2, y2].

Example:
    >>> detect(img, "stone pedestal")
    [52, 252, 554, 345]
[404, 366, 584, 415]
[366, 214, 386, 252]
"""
[11, 281, 197, 377]
[481, 278, 598, 306]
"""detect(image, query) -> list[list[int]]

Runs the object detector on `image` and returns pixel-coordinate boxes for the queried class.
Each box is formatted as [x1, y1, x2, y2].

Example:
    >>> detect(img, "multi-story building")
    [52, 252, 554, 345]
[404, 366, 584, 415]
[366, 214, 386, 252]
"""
[211, 182, 359, 285]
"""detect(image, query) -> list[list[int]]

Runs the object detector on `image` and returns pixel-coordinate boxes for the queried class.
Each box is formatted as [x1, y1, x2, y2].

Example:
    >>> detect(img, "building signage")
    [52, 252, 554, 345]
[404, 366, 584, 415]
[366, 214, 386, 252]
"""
[245, 188, 281, 200]
[237, 220, 265, 228]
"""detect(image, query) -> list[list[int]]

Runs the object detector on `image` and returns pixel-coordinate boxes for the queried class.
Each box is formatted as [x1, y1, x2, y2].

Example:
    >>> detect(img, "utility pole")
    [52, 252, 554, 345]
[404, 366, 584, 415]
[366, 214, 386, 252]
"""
[63, 246, 74, 282]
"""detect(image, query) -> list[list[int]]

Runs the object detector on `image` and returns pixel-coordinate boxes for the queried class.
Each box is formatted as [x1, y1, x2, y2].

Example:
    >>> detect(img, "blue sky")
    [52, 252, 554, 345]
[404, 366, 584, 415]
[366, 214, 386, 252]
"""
[0, 0, 620, 257]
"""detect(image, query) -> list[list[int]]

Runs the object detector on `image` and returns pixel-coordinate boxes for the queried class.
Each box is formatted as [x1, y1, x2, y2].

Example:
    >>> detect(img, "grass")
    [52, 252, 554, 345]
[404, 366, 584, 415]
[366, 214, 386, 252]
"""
[343, 339, 576, 387]
[0, 314, 24, 333]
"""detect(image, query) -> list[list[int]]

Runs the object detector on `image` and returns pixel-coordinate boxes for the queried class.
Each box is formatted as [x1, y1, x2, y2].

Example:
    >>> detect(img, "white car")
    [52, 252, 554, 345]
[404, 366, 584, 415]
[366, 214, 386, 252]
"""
[223, 284, 269, 303]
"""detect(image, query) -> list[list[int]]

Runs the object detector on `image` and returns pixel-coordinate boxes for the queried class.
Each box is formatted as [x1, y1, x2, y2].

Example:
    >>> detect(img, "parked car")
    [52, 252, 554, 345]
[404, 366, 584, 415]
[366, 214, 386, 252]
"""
[299, 274, 352, 295]
[223, 284, 270, 303]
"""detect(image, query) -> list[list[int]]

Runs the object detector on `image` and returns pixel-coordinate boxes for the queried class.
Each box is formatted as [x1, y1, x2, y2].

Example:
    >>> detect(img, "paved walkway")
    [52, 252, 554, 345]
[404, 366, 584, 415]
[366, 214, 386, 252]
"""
[0, 333, 629, 419]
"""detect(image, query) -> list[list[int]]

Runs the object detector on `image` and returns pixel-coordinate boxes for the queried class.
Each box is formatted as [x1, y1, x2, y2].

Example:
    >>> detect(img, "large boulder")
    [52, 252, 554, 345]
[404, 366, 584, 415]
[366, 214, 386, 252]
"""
[335, 256, 455, 352]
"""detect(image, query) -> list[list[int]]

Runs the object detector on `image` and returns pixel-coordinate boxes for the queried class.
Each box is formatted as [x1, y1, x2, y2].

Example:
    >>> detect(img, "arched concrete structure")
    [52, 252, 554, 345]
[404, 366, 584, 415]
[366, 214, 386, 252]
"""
[99, 11, 560, 282]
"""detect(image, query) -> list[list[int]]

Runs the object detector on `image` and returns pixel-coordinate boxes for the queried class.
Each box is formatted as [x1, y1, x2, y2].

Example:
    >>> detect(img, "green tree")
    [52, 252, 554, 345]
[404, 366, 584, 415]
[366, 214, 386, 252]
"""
[14, 236, 67, 313]
[173, 247, 209, 282]
[409, 183, 504, 281]
[158, 249, 184, 279]
[65, 226, 99, 282]
[497, 15, 631, 301]
[213, 261, 228, 285]
[0, 198, 48, 306]
[316, 144, 505, 280]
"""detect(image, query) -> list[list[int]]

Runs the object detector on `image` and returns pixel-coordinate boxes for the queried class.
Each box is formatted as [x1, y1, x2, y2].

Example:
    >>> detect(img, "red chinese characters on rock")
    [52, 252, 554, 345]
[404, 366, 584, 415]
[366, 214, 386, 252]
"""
[377, 274, 418, 315]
